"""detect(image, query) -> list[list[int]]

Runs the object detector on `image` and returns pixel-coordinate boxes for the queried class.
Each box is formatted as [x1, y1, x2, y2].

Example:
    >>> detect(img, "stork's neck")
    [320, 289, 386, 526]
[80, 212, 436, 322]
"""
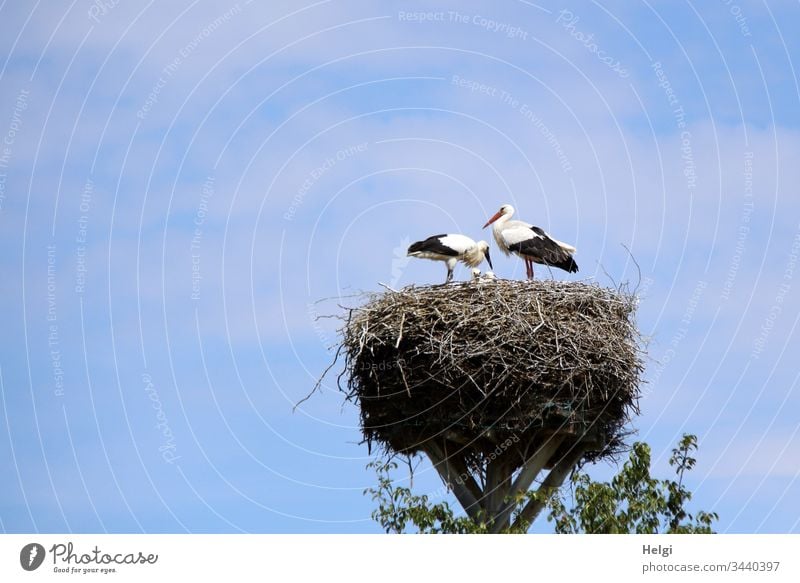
[491, 212, 513, 255]
[462, 245, 485, 267]
[491, 211, 512, 234]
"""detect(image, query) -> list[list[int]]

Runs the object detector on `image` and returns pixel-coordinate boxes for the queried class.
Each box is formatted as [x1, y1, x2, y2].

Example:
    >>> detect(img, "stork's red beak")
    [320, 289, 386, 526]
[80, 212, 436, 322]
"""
[483, 210, 503, 229]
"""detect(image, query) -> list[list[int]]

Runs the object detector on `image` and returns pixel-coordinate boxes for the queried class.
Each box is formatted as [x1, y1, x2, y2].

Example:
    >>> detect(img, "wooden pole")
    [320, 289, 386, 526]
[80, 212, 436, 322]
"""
[423, 442, 483, 521]
[442, 451, 484, 504]
[484, 457, 506, 523]
[511, 445, 585, 531]
[490, 435, 565, 533]
[424, 436, 588, 532]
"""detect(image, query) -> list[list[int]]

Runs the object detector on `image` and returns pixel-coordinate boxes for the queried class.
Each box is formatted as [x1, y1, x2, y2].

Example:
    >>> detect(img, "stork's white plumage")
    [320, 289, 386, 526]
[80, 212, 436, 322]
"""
[407, 233, 493, 283]
[483, 204, 578, 279]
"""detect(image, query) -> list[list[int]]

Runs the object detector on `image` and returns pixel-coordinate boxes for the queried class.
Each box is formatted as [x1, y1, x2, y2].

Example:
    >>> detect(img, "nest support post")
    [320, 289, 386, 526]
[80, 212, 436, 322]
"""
[422, 441, 484, 521]
[489, 435, 565, 533]
[423, 433, 591, 533]
[510, 444, 585, 530]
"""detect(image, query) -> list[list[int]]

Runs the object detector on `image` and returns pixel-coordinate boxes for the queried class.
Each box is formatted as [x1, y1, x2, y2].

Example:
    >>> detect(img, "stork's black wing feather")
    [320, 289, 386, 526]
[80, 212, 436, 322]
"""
[407, 234, 460, 256]
[509, 235, 578, 273]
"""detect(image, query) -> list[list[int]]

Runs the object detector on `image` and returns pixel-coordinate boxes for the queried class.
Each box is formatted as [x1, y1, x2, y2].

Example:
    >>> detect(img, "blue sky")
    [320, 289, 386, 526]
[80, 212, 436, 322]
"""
[1, 0, 799, 533]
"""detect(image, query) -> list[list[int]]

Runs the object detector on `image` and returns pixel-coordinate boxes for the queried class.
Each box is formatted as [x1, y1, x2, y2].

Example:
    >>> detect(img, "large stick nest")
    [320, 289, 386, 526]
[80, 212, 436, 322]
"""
[332, 279, 644, 465]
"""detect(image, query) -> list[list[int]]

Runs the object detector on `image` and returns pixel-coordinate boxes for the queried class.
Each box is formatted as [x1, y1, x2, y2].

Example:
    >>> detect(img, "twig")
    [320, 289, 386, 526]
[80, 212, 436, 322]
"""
[621, 243, 643, 297]
[395, 312, 405, 349]
[294, 343, 344, 412]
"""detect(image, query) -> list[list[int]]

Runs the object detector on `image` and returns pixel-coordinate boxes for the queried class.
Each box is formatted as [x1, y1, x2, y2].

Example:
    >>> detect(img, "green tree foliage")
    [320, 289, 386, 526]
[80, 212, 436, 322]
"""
[366, 434, 718, 534]
[366, 459, 497, 534]
[548, 434, 718, 533]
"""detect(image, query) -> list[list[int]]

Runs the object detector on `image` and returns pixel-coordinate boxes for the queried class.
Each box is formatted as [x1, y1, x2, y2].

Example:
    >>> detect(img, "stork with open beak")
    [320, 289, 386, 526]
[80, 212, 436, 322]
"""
[407, 234, 493, 283]
[482, 204, 578, 279]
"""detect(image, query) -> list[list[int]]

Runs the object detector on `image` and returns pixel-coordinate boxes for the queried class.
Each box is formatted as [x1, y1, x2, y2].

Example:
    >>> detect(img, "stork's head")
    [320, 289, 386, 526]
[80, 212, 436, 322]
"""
[476, 240, 493, 269]
[482, 204, 514, 228]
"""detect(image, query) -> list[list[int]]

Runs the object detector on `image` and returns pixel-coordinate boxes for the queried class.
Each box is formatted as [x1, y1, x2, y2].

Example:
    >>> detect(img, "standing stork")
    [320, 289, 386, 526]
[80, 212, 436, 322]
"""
[407, 234, 493, 283]
[483, 204, 578, 279]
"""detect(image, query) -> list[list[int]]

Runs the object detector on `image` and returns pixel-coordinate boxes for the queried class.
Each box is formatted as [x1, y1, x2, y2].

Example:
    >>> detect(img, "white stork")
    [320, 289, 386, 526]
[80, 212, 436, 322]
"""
[407, 234, 493, 283]
[482, 204, 578, 279]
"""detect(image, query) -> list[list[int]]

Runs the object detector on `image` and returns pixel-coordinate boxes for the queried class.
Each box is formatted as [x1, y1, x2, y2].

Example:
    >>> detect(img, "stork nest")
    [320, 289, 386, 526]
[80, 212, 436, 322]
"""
[326, 279, 644, 466]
